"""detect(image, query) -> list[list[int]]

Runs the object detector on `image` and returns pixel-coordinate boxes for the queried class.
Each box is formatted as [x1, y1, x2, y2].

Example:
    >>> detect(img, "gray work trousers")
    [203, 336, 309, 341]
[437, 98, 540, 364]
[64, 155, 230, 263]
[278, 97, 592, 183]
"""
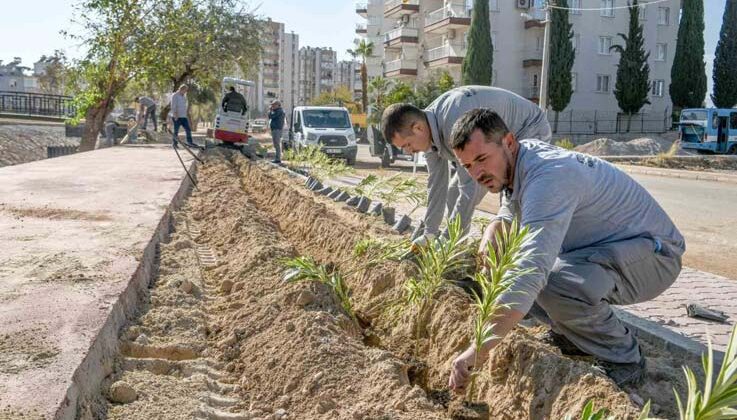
[529, 236, 682, 364]
[271, 129, 283, 161]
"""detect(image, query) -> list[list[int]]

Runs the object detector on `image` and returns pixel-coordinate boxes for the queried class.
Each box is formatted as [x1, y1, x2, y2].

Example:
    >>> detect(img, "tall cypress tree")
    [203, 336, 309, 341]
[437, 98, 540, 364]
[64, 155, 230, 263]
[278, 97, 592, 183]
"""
[670, 0, 706, 110]
[461, 0, 492, 85]
[611, 0, 650, 132]
[548, 0, 575, 133]
[712, 0, 737, 108]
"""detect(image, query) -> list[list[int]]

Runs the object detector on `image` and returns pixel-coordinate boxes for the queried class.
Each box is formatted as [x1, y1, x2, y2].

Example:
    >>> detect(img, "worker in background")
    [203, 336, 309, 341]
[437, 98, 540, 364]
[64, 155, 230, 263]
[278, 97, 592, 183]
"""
[447, 109, 684, 390]
[170, 84, 198, 149]
[268, 100, 285, 164]
[135, 96, 158, 132]
[381, 86, 552, 247]
[221, 86, 248, 115]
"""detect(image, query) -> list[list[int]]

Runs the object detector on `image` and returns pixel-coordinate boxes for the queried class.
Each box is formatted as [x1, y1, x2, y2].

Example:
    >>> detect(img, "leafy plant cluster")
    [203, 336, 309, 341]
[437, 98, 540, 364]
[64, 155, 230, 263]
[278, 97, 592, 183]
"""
[283, 145, 353, 182]
[350, 174, 426, 214]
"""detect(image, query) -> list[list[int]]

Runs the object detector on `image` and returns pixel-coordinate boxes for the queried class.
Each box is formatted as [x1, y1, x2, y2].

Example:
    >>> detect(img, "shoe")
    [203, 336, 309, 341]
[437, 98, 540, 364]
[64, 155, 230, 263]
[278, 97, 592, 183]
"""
[272, 159, 282, 164]
[172, 142, 179, 149]
[594, 356, 647, 387]
[538, 330, 589, 356]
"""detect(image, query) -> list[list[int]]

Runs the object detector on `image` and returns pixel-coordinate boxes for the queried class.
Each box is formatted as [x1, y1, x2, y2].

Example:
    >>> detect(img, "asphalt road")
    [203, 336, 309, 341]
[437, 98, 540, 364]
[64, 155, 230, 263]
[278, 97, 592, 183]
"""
[353, 144, 737, 280]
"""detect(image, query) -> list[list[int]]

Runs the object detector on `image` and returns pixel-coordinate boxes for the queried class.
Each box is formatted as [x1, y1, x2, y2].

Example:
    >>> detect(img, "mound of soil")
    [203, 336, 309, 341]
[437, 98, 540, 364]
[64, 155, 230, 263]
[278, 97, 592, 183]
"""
[575, 137, 682, 156]
[90, 150, 695, 419]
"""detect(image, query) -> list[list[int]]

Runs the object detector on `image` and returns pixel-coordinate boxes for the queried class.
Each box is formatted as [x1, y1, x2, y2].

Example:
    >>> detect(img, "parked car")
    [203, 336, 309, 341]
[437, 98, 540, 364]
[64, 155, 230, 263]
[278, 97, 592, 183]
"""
[250, 118, 267, 133]
[290, 106, 358, 165]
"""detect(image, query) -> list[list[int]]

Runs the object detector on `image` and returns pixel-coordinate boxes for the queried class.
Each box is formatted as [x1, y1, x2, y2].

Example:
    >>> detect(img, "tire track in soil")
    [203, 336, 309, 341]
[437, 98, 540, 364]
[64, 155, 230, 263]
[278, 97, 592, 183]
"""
[95, 149, 447, 419]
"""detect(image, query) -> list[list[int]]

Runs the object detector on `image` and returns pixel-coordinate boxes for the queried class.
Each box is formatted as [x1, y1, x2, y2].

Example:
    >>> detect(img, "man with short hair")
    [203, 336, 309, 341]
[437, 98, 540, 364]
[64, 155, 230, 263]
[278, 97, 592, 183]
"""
[221, 86, 248, 115]
[268, 100, 285, 164]
[381, 86, 551, 244]
[170, 84, 198, 149]
[446, 109, 684, 390]
[135, 96, 157, 131]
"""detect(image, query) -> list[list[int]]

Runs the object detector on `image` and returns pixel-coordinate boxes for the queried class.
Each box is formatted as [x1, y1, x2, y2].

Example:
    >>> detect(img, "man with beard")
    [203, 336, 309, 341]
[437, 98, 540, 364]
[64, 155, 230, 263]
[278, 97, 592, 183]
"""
[446, 109, 684, 389]
[381, 86, 551, 246]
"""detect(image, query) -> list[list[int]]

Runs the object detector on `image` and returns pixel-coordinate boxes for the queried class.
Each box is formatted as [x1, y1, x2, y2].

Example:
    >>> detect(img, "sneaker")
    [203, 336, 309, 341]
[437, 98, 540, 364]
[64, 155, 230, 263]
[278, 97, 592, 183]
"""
[172, 142, 179, 149]
[538, 330, 589, 356]
[594, 356, 647, 387]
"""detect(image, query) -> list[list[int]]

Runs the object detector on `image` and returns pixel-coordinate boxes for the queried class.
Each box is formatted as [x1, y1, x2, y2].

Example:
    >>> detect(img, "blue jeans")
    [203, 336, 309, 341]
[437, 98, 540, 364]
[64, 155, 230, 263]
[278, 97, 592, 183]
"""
[173, 117, 194, 145]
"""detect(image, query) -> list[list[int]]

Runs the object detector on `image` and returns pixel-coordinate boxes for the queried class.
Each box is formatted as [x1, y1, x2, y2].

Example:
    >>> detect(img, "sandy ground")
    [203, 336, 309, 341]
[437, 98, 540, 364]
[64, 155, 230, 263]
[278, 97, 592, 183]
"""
[88, 149, 707, 420]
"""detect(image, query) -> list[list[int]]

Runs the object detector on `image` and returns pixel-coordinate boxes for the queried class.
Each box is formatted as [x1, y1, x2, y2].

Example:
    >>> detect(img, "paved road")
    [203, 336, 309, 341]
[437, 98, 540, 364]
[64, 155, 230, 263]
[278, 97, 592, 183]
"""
[631, 173, 737, 280]
[352, 144, 737, 280]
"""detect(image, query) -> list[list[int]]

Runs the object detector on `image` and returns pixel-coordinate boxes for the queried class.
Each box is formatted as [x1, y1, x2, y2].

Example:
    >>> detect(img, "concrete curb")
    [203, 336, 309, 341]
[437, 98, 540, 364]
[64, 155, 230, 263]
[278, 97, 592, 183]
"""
[614, 164, 737, 184]
[615, 308, 724, 367]
[56, 155, 198, 419]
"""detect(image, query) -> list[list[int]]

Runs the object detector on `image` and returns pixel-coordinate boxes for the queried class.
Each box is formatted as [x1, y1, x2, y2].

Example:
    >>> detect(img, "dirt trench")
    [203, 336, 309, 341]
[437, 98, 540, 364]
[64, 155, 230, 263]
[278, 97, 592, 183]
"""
[93, 149, 691, 419]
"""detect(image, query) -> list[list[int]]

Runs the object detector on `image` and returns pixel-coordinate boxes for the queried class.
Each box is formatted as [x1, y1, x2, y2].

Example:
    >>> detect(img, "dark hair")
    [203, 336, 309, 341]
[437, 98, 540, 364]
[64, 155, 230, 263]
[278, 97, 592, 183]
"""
[380, 103, 425, 143]
[450, 108, 510, 151]
[229, 86, 235, 92]
[134, 97, 140, 102]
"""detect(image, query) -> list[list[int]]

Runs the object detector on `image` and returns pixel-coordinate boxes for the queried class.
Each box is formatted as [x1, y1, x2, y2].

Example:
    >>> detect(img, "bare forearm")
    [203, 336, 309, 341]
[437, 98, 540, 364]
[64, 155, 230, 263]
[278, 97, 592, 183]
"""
[478, 307, 525, 359]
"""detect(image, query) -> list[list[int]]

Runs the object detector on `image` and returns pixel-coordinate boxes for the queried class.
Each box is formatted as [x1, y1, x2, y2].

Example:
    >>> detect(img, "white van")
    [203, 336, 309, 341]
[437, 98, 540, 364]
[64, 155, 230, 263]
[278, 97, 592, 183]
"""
[291, 106, 358, 165]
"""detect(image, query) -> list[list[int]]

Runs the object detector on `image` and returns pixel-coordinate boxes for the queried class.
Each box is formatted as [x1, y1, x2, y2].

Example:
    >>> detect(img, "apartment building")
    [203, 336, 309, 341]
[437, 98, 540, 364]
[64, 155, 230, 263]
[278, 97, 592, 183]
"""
[298, 47, 338, 105]
[359, 0, 679, 116]
[256, 20, 300, 116]
[335, 60, 363, 101]
[0, 58, 40, 93]
[355, 0, 393, 78]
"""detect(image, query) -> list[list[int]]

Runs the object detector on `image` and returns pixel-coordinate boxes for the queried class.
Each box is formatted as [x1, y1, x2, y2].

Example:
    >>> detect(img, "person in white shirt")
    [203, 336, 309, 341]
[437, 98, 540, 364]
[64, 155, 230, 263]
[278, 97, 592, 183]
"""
[170, 84, 197, 148]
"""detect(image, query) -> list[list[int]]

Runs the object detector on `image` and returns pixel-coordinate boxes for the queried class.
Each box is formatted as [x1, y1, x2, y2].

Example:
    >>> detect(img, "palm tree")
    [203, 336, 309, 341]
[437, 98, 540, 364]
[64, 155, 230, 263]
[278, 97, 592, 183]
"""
[367, 76, 392, 124]
[347, 40, 374, 113]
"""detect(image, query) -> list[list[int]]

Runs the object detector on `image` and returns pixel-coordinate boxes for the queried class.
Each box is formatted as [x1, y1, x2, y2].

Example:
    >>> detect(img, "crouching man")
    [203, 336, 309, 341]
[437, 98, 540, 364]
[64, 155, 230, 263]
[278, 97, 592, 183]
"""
[447, 109, 684, 389]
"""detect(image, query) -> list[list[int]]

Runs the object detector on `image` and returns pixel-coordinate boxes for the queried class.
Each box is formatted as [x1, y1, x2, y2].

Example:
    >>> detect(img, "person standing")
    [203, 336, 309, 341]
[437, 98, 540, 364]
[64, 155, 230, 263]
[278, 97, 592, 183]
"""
[135, 96, 158, 131]
[268, 100, 285, 163]
[170, 84, 197, 149]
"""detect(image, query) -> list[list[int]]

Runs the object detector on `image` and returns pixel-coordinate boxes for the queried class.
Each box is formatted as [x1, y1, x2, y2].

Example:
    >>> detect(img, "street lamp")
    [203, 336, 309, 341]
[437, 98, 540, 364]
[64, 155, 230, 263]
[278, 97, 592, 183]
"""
[521, 2, 551, 112]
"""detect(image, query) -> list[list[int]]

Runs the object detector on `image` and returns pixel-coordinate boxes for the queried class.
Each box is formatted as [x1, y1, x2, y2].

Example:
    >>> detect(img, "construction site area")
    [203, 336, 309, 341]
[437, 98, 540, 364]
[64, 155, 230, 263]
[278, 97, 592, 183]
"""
[2, 139, 737, 420]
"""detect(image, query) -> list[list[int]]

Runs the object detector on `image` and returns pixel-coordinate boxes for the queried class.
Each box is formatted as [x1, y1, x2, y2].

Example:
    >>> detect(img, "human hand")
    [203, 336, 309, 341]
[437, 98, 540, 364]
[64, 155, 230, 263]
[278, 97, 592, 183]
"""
[477, 220, 507, 268]
[448, 346, 486, 393]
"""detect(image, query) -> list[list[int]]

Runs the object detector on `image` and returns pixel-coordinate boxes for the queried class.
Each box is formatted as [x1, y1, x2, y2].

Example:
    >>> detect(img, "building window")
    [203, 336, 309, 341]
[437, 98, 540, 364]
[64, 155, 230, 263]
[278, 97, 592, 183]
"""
[491, 31, 498, 51]
[658, 7, 670, 25]
[571, 72, 577, 92]
[652, 80, 665, 97]
[600, 0, 614, 17]
[656, 43, 667, 61]
[536, 36, 542, 51]
[489, 0, 499, 12]
[730, 112, 737, 130]
[571, 33, 580, 51]
[596, 74, 610, 92]
[570, 0, 582, 15]
[639, 5, 647, 20]
[598, 36, 612, 55]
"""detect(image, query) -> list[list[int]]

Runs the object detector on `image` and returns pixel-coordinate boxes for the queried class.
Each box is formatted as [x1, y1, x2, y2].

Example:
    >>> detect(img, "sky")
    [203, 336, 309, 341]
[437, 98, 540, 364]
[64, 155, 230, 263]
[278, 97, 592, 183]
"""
[0, 0, 728, 103]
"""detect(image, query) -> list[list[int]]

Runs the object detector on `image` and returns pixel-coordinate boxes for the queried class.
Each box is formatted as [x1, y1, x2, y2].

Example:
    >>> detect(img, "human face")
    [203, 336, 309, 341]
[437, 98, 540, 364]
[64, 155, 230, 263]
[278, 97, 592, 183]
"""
[454, 129, 517, 194]
[390, 120, 432, 154]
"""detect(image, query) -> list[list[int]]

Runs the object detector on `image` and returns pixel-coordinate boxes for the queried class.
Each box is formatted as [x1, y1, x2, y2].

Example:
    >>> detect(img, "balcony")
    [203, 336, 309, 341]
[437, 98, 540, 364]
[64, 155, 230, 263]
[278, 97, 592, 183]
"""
[356, 23, 367, 34]
[524, 8, 546, 29]
[425, 43, 466, 67]
[384, 0, 419, 18]
[424, 3, 471, 34]
[356, 2, 368, 16]
[384, 27, 419, 48]
[522, 49, 543, 67]
[384, 58, 418, 78]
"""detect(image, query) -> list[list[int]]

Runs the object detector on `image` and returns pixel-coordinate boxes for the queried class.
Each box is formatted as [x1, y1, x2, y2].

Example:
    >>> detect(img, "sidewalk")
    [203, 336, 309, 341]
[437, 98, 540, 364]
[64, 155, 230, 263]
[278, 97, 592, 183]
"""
[0, 145, 192, 418]
[615, 163, 737, 184]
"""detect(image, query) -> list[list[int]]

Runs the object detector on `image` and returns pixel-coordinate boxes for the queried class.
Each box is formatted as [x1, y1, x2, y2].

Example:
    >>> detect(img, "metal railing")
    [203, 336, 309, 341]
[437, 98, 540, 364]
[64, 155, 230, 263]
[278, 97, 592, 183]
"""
[385, 27, 419, 42]
[425, 43, 466, 61]
[0, 91, 76, 119]
[547, 108, 673, 135]
[356, 2, 368, 10]
[356, 23, 367, 32]
[425, 3, 471, 26]
[384, 59, 415, 73]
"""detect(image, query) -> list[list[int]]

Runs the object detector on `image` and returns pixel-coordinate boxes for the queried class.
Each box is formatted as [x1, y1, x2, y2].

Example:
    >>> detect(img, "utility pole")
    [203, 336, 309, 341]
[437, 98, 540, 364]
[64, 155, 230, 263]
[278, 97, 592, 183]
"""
[539, 1, 552, 111]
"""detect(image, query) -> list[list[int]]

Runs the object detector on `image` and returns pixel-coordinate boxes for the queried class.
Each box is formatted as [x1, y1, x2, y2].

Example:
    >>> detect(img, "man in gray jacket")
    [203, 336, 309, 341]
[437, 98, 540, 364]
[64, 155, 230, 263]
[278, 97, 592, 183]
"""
[381, 86, 551, 244]
[447, 109, 684, 390]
